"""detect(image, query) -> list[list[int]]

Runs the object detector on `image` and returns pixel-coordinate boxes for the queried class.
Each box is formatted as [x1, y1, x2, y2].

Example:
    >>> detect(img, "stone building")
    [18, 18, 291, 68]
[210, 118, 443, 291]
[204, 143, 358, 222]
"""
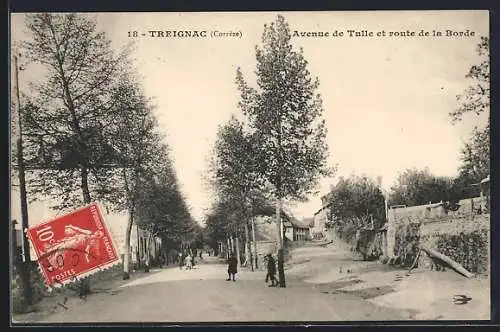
[311, 206, 329, 240]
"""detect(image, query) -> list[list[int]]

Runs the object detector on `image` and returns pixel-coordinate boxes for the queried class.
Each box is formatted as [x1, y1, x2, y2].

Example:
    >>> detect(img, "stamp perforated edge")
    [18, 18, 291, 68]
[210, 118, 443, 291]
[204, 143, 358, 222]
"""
[26, 202, 122, 291]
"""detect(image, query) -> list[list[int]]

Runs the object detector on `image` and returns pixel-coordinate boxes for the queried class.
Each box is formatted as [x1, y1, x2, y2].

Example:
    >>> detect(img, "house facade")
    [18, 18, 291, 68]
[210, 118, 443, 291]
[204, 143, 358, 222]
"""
[311, 207, 329, 240]
[473, 175, 490, 213]
[283, 219, 311, 241]
[310, 191, 336, 240]
[130, 226, 163, 267]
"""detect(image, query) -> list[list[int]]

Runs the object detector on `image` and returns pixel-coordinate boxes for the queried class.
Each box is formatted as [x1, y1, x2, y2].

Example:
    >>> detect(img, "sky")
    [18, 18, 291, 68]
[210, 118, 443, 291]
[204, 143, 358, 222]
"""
[10, 10, 489, 227]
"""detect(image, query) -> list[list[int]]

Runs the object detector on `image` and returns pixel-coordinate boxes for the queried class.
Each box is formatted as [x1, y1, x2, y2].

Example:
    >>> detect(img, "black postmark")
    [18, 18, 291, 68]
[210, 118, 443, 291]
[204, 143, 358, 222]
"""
[37, 246, 109, 299]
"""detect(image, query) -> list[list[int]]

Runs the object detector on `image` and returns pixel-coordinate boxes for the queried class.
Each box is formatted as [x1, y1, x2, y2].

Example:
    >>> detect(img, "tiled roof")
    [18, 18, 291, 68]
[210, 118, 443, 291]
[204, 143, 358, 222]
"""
[281, 207, 308, 228]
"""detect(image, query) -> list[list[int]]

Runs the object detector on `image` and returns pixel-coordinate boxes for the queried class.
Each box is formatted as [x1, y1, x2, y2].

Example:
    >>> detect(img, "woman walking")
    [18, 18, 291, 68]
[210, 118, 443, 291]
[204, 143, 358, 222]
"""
[226, 252, 238, 282]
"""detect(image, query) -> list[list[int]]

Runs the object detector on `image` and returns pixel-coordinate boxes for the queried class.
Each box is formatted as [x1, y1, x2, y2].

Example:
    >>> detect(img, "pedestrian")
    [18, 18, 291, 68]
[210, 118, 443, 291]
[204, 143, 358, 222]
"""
[185, 253, 193, 270]
[226, 252, 238, 282]
[162, 250, 167, 267]
[178, 252, 183, 270]
[264, 253, 278, 287]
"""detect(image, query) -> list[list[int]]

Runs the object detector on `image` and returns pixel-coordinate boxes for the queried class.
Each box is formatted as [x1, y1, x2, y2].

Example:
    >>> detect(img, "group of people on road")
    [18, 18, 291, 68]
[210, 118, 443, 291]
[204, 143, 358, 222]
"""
[225, 252, 278, 287]
[178, 250, 202, 270]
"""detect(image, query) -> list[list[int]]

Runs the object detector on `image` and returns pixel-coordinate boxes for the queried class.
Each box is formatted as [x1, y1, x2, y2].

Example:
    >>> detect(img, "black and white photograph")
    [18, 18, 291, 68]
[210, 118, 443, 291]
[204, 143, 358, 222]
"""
[10, 10, 490, 323]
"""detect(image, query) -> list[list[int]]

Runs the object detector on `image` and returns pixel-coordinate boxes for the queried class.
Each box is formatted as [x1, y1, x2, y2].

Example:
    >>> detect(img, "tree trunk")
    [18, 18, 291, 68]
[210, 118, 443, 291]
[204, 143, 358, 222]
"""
[276, 198, 286, 288]
[122, 209, 134, 280]
[420, 245, 474, 278]
[244, 221, 253, 271]
[252, 216, 258, 269]
[81, 167, 92, 204]
[136, 224, 141, 268]
[235, 236, 241, 267]
[122, 164, 140, 279]
[79, 167, 92, 296]
[145, 234, 152, 273]
[226, 238, 231, 258]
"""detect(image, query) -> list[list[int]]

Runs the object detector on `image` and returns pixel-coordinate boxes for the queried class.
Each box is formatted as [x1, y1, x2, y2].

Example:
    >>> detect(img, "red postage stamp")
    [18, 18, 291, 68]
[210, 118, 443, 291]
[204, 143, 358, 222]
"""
[26, 202, 119, 287]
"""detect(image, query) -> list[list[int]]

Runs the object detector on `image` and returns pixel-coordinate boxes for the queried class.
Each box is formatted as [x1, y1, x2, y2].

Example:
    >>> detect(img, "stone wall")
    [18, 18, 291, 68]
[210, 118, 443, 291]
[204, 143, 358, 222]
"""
[419, 214, 489, 274]
[384, 203, 490, 274]
[386, 197, 489, 256]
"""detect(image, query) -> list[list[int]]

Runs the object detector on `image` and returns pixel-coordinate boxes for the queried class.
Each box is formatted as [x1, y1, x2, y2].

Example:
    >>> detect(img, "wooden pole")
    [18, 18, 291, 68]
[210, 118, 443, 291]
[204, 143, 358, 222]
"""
[14, 52, 33, 306]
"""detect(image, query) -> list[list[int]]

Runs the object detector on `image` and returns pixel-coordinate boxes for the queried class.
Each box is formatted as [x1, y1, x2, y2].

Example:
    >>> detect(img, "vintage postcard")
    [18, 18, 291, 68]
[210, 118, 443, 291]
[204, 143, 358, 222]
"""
[10, 11, 490, 323]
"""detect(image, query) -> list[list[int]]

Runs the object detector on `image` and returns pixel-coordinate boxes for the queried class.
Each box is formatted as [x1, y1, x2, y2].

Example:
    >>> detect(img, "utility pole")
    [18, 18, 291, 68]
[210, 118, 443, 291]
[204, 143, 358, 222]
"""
[13, 51, 33, 306]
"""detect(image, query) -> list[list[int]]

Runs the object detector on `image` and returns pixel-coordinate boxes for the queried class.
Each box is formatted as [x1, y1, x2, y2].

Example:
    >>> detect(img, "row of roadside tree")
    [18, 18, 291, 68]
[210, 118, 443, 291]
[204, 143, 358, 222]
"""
[203, 15, 333, 288]
[12, 13, 199, 305]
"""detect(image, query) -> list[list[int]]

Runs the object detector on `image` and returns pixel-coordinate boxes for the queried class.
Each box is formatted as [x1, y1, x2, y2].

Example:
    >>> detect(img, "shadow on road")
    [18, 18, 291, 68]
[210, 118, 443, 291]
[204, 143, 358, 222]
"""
[12, 268, 166, 324]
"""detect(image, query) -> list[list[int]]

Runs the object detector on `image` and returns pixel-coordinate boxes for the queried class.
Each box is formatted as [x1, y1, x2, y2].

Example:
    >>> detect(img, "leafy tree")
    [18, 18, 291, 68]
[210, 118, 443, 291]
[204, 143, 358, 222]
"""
[204, 190, 279, 258]
[235, 15, 333, 287]
[104, 76, 166, 279]
[18, 13, 137, 296]
[209, 115, 264, 268]
[20, 13, 132, 209]
[450, 36, 489, 123]
[191, 225, 205, 250]
[388, 168, 456, 207]
[204, 205, 231, 251]
[459, 126, 490, 182]
[135, 160, 196, 272]
[449, 36, 489, 197]
[327, 175, 386, 229]
[451, 125, 490, 201]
